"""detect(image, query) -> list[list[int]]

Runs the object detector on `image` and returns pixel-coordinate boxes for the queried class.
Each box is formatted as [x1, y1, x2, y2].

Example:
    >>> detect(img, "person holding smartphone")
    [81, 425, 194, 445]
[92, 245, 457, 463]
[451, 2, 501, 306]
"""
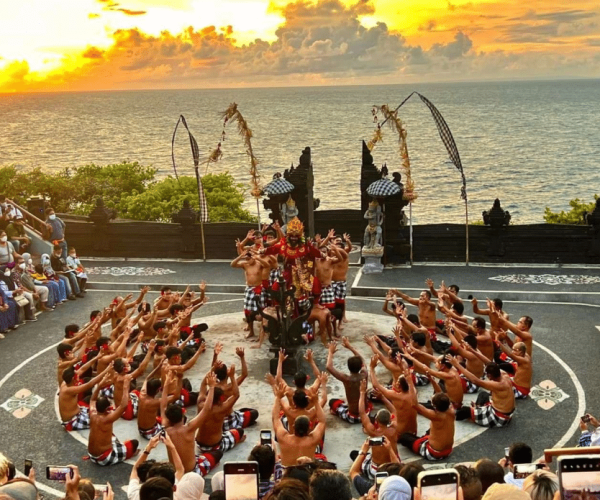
[578, 413, 600, 447]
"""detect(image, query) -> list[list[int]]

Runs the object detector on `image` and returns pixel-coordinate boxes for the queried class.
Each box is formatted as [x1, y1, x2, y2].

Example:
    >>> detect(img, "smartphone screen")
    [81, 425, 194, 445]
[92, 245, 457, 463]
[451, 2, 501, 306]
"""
[514, 463, 543, 479]
[224, 462, 259, 500]
[559, 455, 600, 500]
[419, 470, 458, 500]
[46, 466, 72, 481]
[24, 460, 32, 476]
[376, 473, 388, 491]
[260, 430, 272, 446]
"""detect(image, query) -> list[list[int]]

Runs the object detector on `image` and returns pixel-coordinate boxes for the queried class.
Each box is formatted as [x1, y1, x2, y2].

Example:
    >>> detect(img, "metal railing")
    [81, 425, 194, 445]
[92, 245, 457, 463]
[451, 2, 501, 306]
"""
[5, 198, 47, 238]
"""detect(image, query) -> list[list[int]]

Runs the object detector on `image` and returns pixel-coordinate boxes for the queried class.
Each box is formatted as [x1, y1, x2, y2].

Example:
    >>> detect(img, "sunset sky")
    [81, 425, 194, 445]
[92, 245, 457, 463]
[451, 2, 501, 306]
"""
[1, 0, 599, 92]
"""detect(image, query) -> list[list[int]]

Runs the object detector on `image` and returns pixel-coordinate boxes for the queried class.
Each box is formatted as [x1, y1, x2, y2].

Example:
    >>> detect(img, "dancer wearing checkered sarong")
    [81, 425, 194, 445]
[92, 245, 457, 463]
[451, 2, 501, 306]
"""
[399, 393, 455, 461]
[453, 361, 516, 428]
[88, 375, 139, 466]
[231, 252, 265, 339]
[59, 362, 112, 432]
[330, 232, 352, 328]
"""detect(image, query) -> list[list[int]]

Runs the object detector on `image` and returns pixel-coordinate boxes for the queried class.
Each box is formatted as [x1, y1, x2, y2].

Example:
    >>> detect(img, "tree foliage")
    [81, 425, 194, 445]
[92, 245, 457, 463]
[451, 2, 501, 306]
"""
[544, 195, 599, 224]
[0, 163, 255, 223]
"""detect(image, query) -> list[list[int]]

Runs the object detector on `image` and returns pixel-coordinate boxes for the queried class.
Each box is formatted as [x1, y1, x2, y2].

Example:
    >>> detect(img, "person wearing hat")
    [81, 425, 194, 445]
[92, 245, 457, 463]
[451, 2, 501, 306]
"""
[378, 476, 412, 500]
[5, 216, 30, 253]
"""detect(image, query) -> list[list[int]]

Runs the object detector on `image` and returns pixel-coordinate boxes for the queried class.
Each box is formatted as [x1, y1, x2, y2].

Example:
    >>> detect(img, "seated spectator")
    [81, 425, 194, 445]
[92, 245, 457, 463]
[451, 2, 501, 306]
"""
[377, 476, 412, 500]
[0, 277, 19, 335]
[0, 230, 20, 265]
[481, 483, 529, 500]
[140, 477, 173, 500]
[522, 470, 559, 500]
[1, 263, 35, 323]
[66, 247, 88, 293]
[0, 196, 23, 231]
[15, 255, 52, 312]
[37, 259, 69, 302]
[474, 459, 505, 494]
[579, 413, 600, 446]
[24, 253, 61, 308]
[5, 217, 30, 253]
[248, 444, 276, 499]
[500, 442, 532, 488]
[50, 245, 83, 298]
[309, 470, 351, 500]
[455, 465, 483, 500]
[269, 478, 310, 500]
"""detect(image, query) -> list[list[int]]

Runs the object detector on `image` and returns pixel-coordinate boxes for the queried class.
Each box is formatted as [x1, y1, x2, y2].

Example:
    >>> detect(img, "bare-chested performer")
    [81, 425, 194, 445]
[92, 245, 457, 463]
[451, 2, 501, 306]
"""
[403, 349, 465, 410]
[445, 328, 482, 393]
[161, 371, 222, 476]
[391, 288, 437, 330]
[452, 317, 495, 362]
[88, 375, 139, 466]
[327, 337, 369, 423]
[399, 392, 455, 460]
[272, 381, 327, 479]
[331, 233, 352, 327]
[160, 344, 204, 407]
[471, 297, 509, 332]
[491, 304, 534, 358]
[198, 345, 259, 430]
[355, 379, 399, 480]
[231, 251, 264, 338]
[315, 246, 340, 310]
[137, 362, 181, 439]
[195, 367, 246, 453]
[59, 363, 112, 431]
[111, 287, 149, 329]
[495, 341, 532, 399]
[369, 355, 418, 439]
[453, 360, 516, 427]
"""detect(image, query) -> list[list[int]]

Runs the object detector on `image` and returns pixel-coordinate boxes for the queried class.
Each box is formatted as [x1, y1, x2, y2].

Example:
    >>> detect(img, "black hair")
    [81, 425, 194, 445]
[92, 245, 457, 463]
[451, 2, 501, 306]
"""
[57, 343, 73, 359]
[407, 313, 420, 325]
[213, 387, 225, 403]
[431, 393, 451, 412]
[136, 460, 157, 483]
[455, 465, 482, 500]
[473, 317, 486, 330]
[62, 367, 76, 384]
[398, 463, 424, 490]
[509, 442, 532, 465]
[148, 462, 176, 486]
[153, 321, 167, 332]
[309, 470, 352, 500]
[147, 379, 162, 398]
[169, 304, 185, 316]
[64, 324, 79, 337]
[347, 356, 362, 374]
[521, 316, 533, 328]
[165, 347, 181, 360]
[96, 396, 111, 413]
[114, 358, 126, 374]
[248, 445, 276, 481]
[463, 334, 478, 349]
[138, 302, 151, 313]
[422, 290, 432, 299]
[53, 244, 62, 252]
[209, 491, 226, 500]
[493, 298, 503, 309]
[474, 459, 505, 494]
[140, 477, 173, 500]
[294, 371, 308, 388]
[269, 478, 310, 500]
[294, 415, 310, 437]
[214, 364, 228, 381]
[453, 302, 465, 315]
[95, 336, 110, 349]
[160, 286, 171, 293]
[411, 332, 426, 347]
[293, 390, 309, 409]
[449, 284, 460, 293]
[397, 376, 409, 393]
[90, 310, 101, 320]
[165, 403, 183, 424]
[485, 362, 501, 379]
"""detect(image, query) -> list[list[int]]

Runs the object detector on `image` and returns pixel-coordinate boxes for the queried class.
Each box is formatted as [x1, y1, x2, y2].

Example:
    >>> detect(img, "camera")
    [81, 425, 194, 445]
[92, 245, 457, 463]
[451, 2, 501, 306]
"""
[369, 437, 384, 446]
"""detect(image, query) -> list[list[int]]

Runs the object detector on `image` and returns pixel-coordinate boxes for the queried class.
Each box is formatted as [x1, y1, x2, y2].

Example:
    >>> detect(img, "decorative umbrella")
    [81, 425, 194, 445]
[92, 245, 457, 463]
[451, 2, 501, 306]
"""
[366, 178, 401, 198]
[262, 176, 295, 196]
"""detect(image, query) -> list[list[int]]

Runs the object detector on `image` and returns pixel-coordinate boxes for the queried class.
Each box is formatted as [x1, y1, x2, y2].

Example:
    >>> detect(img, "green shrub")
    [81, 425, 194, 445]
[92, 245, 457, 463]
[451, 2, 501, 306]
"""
[544, 195, 598, 224]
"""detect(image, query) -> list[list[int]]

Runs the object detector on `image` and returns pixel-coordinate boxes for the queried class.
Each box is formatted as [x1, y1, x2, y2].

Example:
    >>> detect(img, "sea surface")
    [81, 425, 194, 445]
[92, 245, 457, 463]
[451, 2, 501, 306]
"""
[1, 80, 599, 224]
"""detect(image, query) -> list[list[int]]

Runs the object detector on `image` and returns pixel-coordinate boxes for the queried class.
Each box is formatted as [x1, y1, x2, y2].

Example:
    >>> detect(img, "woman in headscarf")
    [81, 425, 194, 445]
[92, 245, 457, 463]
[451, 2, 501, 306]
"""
[41, 253, 70, 301]
[8, 262, 36, 321]
[0, 265, 24, 330]
[23, 252, 60, 308]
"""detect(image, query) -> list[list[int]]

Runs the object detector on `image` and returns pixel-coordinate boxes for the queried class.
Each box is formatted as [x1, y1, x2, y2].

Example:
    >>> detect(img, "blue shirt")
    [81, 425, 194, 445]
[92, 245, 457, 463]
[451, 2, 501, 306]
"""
[46, 217, 66, 240]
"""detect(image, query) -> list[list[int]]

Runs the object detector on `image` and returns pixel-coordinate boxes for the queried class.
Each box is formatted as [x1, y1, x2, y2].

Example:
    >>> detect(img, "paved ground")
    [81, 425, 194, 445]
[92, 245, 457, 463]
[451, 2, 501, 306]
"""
[1, 259, 600, 498]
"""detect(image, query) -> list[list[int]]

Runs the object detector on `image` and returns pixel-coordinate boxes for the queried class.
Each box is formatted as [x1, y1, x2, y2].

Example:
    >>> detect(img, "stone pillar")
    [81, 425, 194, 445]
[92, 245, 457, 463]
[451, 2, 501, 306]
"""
[172, 200, 198, 256]
[88, 198, 115, 252]
[483, 198, 511, 256]
[284, 147, 319, 237]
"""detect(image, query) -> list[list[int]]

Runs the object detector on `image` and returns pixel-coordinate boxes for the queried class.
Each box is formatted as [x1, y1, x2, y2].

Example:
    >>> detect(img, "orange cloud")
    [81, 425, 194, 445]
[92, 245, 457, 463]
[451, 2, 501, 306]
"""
[1, 0, 599, 93]
[115, 8, 147, 15]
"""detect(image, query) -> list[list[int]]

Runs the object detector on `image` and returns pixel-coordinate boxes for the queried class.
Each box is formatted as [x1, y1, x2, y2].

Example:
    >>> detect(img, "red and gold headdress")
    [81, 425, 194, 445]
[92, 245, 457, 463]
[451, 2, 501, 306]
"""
[287, 217, 304, 236]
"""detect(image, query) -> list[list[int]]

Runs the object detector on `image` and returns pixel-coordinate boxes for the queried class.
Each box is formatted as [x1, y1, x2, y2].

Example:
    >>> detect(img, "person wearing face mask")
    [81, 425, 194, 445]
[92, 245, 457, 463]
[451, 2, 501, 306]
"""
[8, 263, 38, 321]
[0, 264, 31, 324]
[41, 253, 71, 301]
[0, 196, 23, 231]
[15, 256, 53, 312]
[0, 230, 21, 265]
[66, 247, 87, 293]
[5, 217, 31, 253]
[51, 244, 83, 298]
[0, 266, 20, 335]
[24, 253, 60, 308]
[44, 207, 68, 260]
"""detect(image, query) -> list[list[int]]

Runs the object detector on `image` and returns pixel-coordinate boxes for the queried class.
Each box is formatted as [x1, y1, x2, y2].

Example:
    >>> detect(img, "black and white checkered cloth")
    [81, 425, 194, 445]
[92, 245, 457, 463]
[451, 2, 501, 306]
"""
[366, 179, 401, 197]
[332, 281, 347, 301]
[243, 286, 261, 312]
[319, 285, 335, 306]
[88, 437, 129, 466]
[262, 178, 294, 195]
[62, 407, 90, 431]
[198, 429, 242, 452]
[360, 453, 378, 480]
[472, 404, 514, 427]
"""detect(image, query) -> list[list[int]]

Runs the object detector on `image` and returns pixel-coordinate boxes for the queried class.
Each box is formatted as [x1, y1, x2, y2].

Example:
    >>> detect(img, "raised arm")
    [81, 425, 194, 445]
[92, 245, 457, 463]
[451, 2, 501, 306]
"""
[326, 342, 346, 382]
[235, 347, 248, 385]
[304, 349, 321, 379]
[391, 289, 419, 306]
[358, 379, 376, 433]
[108, 375, 133, 422]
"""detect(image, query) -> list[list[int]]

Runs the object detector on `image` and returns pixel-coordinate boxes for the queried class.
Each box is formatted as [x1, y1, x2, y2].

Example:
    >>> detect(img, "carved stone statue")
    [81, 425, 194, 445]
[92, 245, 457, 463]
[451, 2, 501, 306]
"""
[363, 200, 383, 250]
[281, 196, 299, 234]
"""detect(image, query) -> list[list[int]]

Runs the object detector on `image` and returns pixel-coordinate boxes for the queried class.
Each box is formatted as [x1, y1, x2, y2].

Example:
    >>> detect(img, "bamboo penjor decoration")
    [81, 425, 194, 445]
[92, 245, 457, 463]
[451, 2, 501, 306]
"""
[369, 105, 417, 202]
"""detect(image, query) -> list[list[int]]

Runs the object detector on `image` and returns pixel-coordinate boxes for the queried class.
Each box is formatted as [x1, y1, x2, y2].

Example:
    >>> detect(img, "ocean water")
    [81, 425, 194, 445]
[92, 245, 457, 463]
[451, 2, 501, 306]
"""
[1, 80, 599, 224]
